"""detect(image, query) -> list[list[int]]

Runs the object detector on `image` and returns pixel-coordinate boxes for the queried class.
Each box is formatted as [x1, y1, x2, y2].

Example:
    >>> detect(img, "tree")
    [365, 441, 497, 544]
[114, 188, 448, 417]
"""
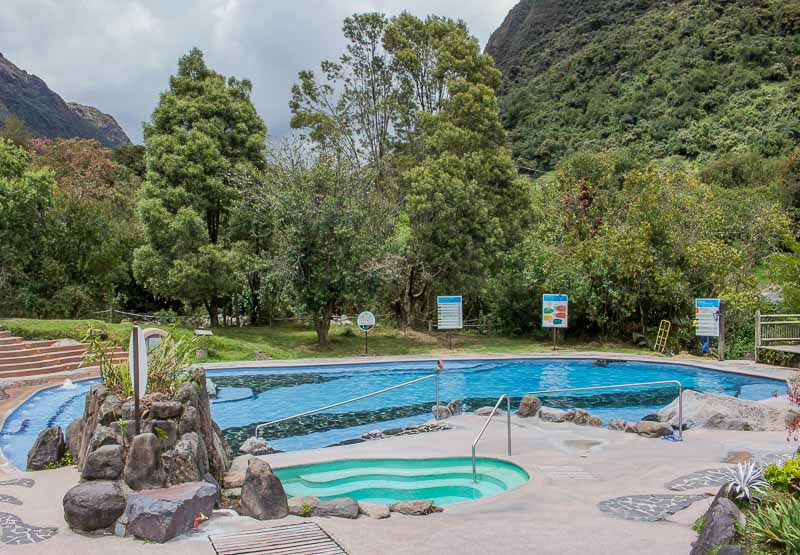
[134, 48, 267, 326]
[262, 140, 392, 346]
[0, 116, 32, 149]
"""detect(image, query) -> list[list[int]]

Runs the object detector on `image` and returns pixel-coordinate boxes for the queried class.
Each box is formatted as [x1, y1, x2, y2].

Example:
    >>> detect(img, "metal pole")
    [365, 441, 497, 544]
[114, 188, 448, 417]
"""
[506, 396, 511, 456]
[718, 302, 725, 362]
[364, 331, 368, 355]
[435, 374, 439, 420]
[755, 310, 761, 363]
[132, 326, 140, 435]
[678, 383, 683, 440]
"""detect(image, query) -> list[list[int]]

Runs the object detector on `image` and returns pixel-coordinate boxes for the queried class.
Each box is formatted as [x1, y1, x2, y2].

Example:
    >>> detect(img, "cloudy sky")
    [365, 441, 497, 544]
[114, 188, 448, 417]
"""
[0, 0, 517, 143]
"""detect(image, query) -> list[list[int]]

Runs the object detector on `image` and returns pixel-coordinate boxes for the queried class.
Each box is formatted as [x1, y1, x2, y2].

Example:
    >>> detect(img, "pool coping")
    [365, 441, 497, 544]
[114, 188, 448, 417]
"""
[0, 352, 795, 473]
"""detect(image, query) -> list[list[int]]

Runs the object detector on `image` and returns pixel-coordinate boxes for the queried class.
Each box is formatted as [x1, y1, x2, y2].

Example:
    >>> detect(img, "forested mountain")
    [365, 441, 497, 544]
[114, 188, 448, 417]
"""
[0, 52, 130, 147]
[487, 0, 800, 169]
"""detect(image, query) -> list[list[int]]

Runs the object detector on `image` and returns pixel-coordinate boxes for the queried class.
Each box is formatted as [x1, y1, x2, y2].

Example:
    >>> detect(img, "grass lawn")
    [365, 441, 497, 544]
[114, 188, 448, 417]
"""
[0, 317, 654, 363]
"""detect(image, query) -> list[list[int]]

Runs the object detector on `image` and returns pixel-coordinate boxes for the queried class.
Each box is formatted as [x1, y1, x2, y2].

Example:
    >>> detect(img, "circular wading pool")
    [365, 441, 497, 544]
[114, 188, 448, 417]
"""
[273, 457, 530, 506]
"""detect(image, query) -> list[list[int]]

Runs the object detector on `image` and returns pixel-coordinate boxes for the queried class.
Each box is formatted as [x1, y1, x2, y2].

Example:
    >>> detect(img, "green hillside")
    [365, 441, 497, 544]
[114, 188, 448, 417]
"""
[486, 0, 800, 170]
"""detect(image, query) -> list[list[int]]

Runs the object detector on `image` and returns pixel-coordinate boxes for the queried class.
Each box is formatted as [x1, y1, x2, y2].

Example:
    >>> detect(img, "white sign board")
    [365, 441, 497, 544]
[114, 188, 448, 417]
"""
[694, 298, 720, 337]
[437, 296, 463, 330]
[357, 311, 376, 332]
[128, 326, 149, 399]
[542, 294, 568, 328]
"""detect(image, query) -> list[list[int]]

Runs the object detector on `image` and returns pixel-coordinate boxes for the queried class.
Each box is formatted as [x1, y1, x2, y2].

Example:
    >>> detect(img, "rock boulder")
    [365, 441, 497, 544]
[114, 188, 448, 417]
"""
[63, 480, 126, 532]
[224, 454, 256, 489]
[538, 406, 566, 422]
[316, 498, 359, 519]
[239, 436, 274, 456]
[516, 395, 541, 418]
[81, 444, 124, 480]
[239, 458, 288, 520]
[690, 488, 744, 555]
[359, 501, 390, 519]
[657, 390, 788, 431]
[390, 500, 437, 516]
[65, 418, 83, 460]
[27, 426, 65, 470]
[635, 421, 674, 438]
[431, 405, 451, 420]
[446, 399, 462, 416]
[124, 433, 164, 490]
[124, 481, 217, 543]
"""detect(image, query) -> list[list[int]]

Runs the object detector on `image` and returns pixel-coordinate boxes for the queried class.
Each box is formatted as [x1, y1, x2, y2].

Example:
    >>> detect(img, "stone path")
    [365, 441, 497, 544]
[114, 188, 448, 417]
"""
[666, 468, 731, 491]
[597, 494, 706, 522]
[0, 512, 58, 545]
[0, 478, 34, 488]
[0, 494, 21, 505]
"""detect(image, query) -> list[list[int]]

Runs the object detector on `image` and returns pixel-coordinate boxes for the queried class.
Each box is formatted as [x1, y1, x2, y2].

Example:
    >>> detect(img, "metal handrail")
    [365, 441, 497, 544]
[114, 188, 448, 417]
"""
[253, 373, 440, 439]
[525, 380, 683, 440]
[472, 394, 512, 482]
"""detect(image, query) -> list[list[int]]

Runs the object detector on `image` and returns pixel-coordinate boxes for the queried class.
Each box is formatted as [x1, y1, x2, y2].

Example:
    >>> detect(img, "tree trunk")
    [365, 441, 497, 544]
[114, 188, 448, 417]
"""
[208, 297, 220, 327]
[314, 308, 333, 348]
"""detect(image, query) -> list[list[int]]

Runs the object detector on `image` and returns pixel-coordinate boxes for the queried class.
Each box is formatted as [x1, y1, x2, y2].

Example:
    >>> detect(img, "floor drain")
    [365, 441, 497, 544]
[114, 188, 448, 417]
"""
[209, 522, 347, 555]
[539, 465, 595, 480]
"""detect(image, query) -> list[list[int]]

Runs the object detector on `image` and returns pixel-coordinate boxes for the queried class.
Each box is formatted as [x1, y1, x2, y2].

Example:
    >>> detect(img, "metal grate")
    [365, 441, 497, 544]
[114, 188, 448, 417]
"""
[539, 465, 595, 481]
[209, 522, 348, 555]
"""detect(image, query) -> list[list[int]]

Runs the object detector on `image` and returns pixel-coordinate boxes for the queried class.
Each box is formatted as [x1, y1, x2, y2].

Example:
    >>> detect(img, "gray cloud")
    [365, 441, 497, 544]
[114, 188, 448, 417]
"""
[0, 0, 516, 143]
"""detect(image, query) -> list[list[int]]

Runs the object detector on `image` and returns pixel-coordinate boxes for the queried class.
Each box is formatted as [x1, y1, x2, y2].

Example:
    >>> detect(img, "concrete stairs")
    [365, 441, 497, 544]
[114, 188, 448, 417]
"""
[0, 329, 127, 378]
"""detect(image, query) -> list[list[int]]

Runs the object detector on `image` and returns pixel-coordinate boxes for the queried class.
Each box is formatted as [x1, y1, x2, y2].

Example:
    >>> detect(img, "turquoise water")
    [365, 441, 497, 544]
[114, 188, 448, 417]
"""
[274, 457, 530, 505]
[0, 358, 787, 469]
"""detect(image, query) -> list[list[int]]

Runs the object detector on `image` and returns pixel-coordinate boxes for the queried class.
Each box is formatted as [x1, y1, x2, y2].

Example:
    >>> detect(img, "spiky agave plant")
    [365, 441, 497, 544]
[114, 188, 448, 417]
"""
[725, 461, 769, 504]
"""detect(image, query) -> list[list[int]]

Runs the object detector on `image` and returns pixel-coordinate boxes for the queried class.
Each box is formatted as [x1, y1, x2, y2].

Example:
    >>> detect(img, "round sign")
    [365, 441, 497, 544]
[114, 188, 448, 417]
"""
[357, 311, 376, 332]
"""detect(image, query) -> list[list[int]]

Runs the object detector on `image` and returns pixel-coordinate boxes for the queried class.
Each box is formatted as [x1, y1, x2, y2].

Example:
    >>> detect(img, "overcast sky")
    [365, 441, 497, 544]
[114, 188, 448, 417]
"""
[0, 0, 517, 143]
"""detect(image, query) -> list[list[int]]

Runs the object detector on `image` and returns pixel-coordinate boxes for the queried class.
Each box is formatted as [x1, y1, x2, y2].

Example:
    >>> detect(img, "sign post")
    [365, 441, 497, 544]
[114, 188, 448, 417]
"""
[694, 298, 723, 360]
[437, 296, 463, 350]
[128, 325, 149, 435]
[542, 294, 569, 350]
[357, 311, 376, 354]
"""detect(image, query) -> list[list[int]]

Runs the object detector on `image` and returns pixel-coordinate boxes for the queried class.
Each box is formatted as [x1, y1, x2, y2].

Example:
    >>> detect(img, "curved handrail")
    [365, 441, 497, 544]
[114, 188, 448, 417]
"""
[472, 394, 512, 482]
[525, 380, 683, 439]
[253, 373, 440, 439]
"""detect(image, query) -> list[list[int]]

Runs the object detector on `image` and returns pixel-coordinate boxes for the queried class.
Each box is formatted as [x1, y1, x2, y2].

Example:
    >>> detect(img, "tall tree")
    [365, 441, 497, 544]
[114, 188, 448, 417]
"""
[134, 48, 267, 326]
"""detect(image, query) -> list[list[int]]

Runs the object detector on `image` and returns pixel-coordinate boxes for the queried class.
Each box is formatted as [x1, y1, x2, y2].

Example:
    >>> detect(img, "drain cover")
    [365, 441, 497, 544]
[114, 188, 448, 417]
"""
[209, 522, 347, 554]
[538, 465, 595, 480]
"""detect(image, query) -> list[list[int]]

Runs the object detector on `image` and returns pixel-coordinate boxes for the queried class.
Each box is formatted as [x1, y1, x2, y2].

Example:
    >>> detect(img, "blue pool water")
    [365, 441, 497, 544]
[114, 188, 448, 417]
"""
[0, 359, 787, 470]
[274, 457, 530, 506]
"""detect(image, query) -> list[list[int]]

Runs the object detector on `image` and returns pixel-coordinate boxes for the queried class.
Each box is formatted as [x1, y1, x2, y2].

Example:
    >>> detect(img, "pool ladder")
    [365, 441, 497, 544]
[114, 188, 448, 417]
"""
[472, 394, 512, 482]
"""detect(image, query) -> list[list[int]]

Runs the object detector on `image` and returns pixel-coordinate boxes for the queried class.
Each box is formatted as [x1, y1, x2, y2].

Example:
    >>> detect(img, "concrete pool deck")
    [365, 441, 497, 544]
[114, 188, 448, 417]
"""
[0, 411, 797, 554]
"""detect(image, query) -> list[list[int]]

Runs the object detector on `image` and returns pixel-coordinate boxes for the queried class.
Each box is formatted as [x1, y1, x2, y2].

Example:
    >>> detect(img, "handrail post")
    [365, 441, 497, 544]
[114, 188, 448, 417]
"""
[678, 382, 683, 441]
[435, 374, 439, 420]
[506, 395, 511, 456]
[472, 445, 477, 482]
[472, 393, 511, 483]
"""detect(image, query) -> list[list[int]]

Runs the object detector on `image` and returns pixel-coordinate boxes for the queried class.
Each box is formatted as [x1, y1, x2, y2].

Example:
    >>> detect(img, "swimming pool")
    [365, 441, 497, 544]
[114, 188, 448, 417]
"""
[0, 358, 787, 469]
[274, 457, 530, 506]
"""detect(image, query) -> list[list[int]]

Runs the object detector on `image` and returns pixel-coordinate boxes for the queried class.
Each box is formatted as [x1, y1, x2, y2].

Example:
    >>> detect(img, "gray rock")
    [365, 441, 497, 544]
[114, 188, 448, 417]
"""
[65, 418, 83, 461]
[63, 480, 126, 532]
[178, 405, 199, 435]
[162, 432, 208, 486]
[690, 489, 744, 555]
[657, 390, 788, 431]
[390, 500, 436, 515]
[239, 436, 274, 456]
[431, 404, 452, 420]
[124, 481, 217, 543]
[516, 394, 542, 418]
[27, 426, 65, 470]
[206, 379, 217, 398]
[624, 421, 638, 433]
[239, 458, 288, 520]
[223, 487, 242, 499]
[224, 454, 256, 489]
[538, 406, 566, 422]
[608, 419, 626, 431]
[446, 399, 462, 416]
[150, 401, 182, 419]
[124, 433, 164, 490]
[359, 501, 390, 519]
[716, 547, 743, 555]
[636, 421, 675, 438]
[97, 395, 123, 426]
[147, 419, 178, 450]
[475, 406, 504, 417]
[316, 497, 359, 519]
[81, 444, 124, 480]
[288, 495, 320, 516]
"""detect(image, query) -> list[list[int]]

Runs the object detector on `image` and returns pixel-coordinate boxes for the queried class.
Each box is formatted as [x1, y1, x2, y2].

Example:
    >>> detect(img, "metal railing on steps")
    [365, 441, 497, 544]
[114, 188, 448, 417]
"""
[472, 394, 512, 482]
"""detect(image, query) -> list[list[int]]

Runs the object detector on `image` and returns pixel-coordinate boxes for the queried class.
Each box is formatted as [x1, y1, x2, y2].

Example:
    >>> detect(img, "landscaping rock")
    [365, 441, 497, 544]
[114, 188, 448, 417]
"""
[361, 430, 384, 440]
[162, 432, 208, 486]
[635, 421, 674, 438]
[63, 480, 126, 532]
[516, 394, 541, 418]
[124, 433, 164, 490]
[224, 454, 256, 489]
[150, 401, 182, 420]
[608, 419, 626, 431]
[97, 395, 123, 426]
[716, 547, 743, 555]
[124, 481, 217, 543]
[288, 496, 320, 516]
[206, 379, 217, 398]
[359, 501, 390, 519]
[239, 458, 288, 520]
[641, 413, 661, 422]
[81, 444, 124, 480]
[239, 436, 274, 456]
[587, 416, 603, 427]
[147, 419, 178, 449]
[657, 390, 788, 431]
[690, 489, 744, 555]
[316, 497, 359, 519]
[432, 404, 451, 420]
[538, 406, 566, 422]
[447, 399, 462, 416]
[178, 405, 199, 435]
[27, 426, 65, 470]
[66, 418, 83, 461]
[390, 500, 437, 515]
[475, 406, 504, 417]
[564, 409, 591, 425]
[624, 421, 638, 433]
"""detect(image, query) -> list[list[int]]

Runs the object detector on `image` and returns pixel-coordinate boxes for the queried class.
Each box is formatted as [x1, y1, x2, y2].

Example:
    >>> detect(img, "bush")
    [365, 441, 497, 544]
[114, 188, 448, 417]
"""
[765, 455, 800, 493]
[749, 496, 800, 552]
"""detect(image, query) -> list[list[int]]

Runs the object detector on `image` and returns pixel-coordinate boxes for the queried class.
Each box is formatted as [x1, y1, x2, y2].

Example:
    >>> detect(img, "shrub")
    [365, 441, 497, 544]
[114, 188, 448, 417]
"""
[765, 455, 800, 493]
[749, 497, 800, 552]
[725, 461, 769, 504]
